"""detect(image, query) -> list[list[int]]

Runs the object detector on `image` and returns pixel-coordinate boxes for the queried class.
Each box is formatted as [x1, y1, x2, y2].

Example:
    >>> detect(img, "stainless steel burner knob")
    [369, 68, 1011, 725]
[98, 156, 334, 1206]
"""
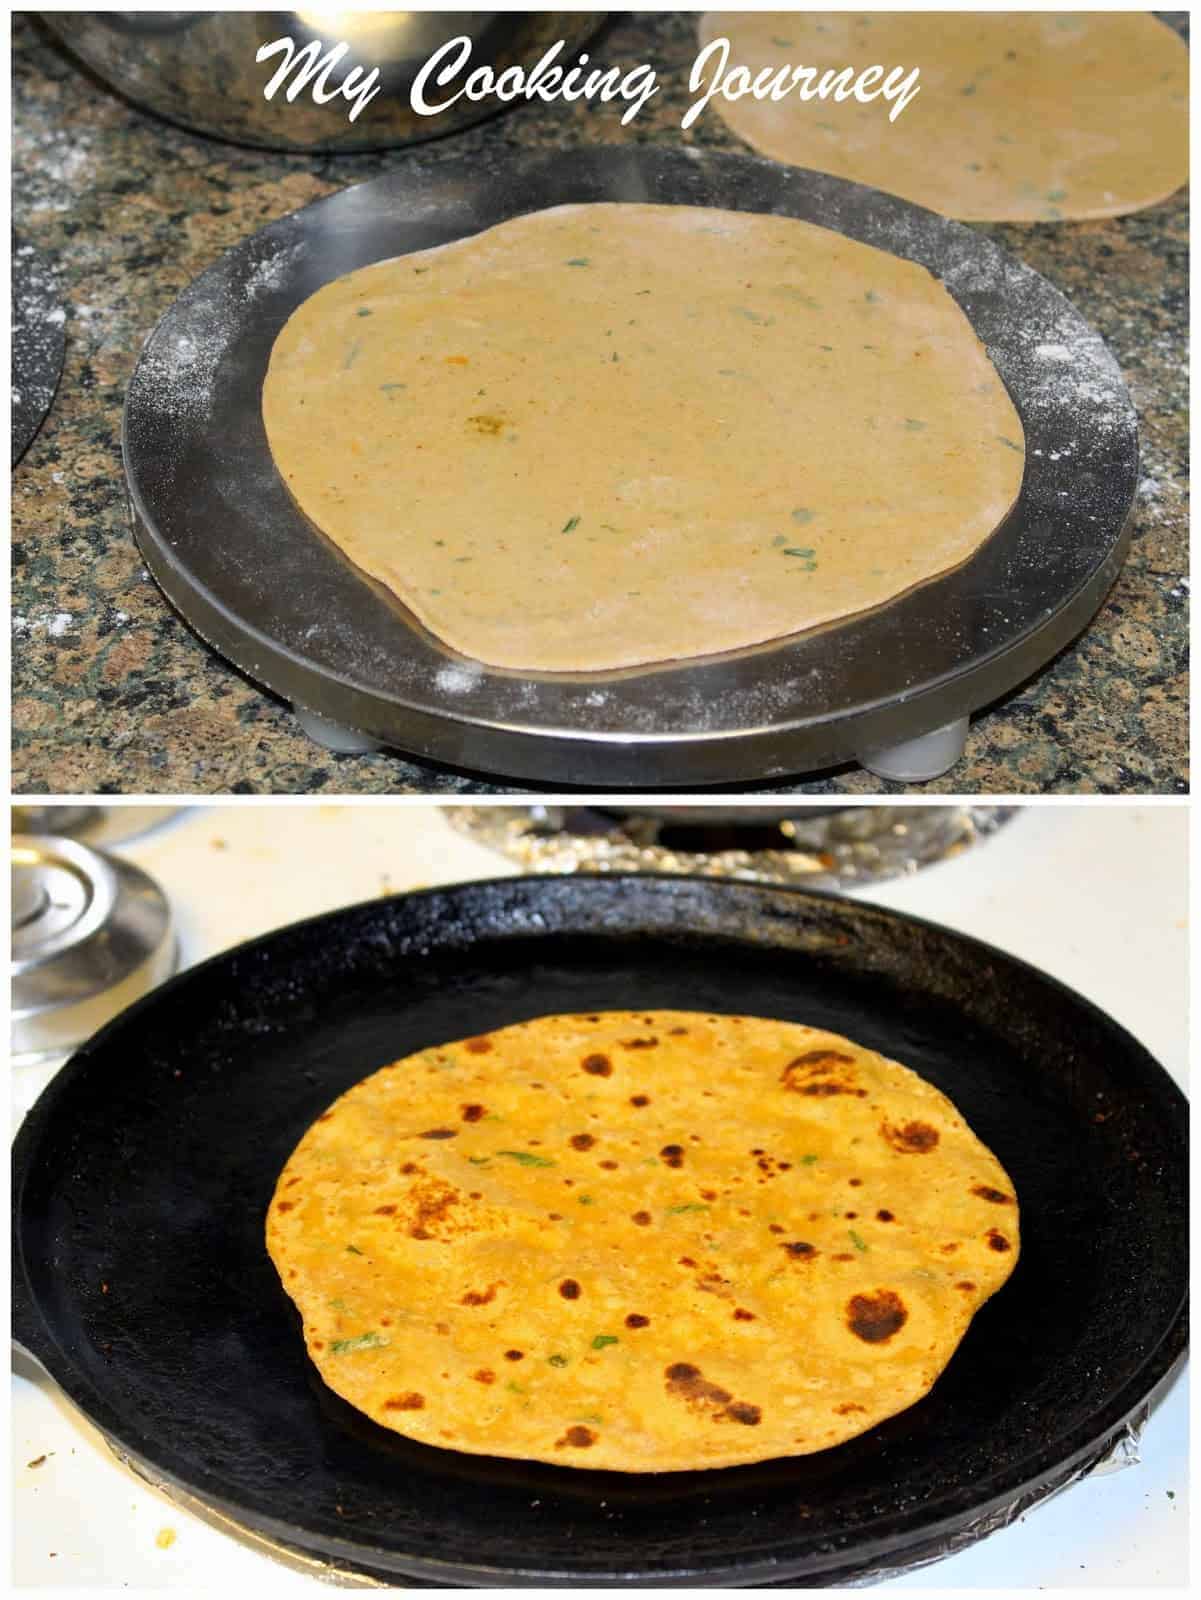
[10, 835, 176, 1062]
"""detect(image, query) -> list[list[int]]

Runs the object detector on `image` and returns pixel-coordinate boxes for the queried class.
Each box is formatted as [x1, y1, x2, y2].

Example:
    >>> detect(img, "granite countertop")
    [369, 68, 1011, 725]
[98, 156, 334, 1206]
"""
[11, 12, 1188, 796]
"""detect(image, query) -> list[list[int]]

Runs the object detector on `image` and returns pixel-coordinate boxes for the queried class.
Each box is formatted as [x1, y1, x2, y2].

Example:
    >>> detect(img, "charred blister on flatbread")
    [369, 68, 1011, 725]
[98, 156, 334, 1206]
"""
[403, 1178, 463, 1241]
[460, 1280, 502, 1306]
[881, 1119, 940, 1154]
[664, 1363, 761, 1425]
[555, 1425, 597, 1448]
[384, 1392, 425, 1410]
[781, 1240, 819, 1261]
[781, 1049, 867, 1098]
[846, 1289, 908, 1343]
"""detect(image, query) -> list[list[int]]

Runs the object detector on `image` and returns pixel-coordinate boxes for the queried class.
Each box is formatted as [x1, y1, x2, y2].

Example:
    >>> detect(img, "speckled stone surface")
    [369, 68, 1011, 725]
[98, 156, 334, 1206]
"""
[11, 12, 1188, 795]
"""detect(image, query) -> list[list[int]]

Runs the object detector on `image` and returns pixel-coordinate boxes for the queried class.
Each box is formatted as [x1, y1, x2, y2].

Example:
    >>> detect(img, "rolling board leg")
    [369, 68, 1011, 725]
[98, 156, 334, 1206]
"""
[857, 716, 969, 783]
[291, 706, 383, 755]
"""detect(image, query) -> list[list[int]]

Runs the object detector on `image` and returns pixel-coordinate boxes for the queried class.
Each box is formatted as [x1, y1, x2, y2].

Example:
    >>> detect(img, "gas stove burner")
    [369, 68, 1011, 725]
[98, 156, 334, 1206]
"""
[445, 805, 1014, 889]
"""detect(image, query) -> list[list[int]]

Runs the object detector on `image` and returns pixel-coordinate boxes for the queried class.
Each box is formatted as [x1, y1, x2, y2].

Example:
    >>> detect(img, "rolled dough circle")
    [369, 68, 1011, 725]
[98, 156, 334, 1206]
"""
[698, 12, 1188, 222]
[262, 203, 1024, 672]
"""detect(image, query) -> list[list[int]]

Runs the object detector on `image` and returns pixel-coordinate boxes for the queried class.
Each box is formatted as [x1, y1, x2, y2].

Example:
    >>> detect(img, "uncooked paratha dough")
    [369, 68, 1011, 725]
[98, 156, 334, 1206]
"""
[699, 13, 1188, 222]
[262, 203, 1024, 671]
[267, 1011, 1019, 1471]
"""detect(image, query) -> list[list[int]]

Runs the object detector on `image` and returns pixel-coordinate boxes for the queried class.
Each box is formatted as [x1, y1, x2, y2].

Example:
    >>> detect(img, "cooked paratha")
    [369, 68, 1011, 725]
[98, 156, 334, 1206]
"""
[267, 1011, 1018, 1471]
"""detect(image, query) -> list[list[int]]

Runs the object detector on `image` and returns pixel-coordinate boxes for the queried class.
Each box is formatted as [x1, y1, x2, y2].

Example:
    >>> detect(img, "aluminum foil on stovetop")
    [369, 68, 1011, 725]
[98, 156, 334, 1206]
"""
[446, 805, 1014, 890]
[124, 146, 1137, 788]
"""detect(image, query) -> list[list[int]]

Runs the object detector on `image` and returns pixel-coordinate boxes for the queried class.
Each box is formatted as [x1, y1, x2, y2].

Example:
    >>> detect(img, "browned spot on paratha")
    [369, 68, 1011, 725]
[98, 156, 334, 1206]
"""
[665, 1362, 732, 1406]
[781, 1050, 867, 1099]
[405, 1178, 462, 1242]
[556, 1425, 596, 1448]
[725, 1401, 762, 1426]
[986, 1229, 1012, 1252]
[665, 1363, 760, 1425]
[464, 1036, 494, 1054]
[696, 1270, 733, 1298]
[882, 1120, 940, 1154]
[461, 1281, 502, 1307]
[973, 1185, 1013, 1204]
[847, 1290, 908, 1343]
[782, 1240, 818, 1260]
[384, 1392, 425, 1410]
[582, 1054, 612, 1077]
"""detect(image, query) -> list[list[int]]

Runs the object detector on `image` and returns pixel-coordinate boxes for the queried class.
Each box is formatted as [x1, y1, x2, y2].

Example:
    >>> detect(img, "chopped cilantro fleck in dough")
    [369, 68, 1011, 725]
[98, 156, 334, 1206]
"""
[331, 1331, 386, 1354]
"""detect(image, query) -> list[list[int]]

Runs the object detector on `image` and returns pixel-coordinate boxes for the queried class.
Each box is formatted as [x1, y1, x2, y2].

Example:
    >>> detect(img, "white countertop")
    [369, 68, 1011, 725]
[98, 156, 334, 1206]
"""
[12, 803, 1188, 1588]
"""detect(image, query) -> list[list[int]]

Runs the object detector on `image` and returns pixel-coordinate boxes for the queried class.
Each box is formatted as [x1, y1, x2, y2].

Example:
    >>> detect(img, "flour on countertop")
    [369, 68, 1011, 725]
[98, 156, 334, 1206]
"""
[12, 611, 76, 638]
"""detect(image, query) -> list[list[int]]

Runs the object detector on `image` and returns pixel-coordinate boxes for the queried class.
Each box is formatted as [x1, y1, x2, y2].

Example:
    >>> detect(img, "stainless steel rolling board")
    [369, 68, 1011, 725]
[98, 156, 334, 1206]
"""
[123, 146, 1137, 788]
